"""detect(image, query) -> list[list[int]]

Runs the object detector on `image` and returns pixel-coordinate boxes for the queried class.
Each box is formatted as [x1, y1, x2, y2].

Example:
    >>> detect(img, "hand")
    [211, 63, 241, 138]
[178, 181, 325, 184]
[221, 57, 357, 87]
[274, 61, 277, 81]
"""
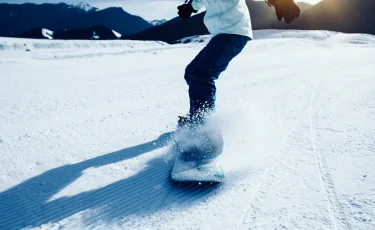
[266, 0, 300, 24]
[177, 1, 198, 19]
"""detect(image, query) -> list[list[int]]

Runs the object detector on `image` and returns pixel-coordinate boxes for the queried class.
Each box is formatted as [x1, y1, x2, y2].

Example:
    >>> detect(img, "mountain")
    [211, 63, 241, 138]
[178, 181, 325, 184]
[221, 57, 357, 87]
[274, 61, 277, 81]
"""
[72, 2, 98, 12]
[290, 0, 375, 34]
[0, 3, 84, 37]
[70, 7, 151, 36]
[16, 26, 122, 40]
[298, 2, 313, 13]
[18, 27, 54, 39]
[0, 3, 151, 37]
[124, 0, 312, 43]
[125, 13, 209, 44]
[149, 19, 168, 26]
[54, 26, 121, 40]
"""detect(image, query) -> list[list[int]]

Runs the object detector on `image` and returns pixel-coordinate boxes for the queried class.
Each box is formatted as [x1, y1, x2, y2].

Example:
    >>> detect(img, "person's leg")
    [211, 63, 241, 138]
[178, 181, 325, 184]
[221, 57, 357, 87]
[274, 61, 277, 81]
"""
[184, 34, 250, 123]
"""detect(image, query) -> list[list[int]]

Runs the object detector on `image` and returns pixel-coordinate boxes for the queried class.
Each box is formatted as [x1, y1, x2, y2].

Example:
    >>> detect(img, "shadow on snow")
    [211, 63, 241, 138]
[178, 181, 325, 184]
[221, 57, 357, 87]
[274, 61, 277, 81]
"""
[0, 132, 221, 230]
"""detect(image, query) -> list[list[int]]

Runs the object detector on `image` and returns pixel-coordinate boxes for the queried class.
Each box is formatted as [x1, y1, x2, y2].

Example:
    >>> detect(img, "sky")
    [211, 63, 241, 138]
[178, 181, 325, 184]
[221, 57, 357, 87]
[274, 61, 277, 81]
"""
[0, 0, 322, 21]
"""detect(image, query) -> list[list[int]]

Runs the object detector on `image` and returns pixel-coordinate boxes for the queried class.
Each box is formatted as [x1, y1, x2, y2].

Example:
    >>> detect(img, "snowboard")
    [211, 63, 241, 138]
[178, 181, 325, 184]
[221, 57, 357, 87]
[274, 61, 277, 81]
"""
[170, 154, 224, 183]
[171, 119, 225, 183]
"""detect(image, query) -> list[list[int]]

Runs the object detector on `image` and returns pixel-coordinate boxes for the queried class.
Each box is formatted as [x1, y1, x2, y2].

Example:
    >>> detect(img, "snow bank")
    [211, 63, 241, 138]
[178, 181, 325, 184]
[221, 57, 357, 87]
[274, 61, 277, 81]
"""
[176, 35, 212, 44]
[254, 29, 338, 40]
[176, 30, 375, 46]
[254, 29, 375, 44]
[41, 29, 54, 40]
[112, 30, 122, 39]
[0, 38, 168, 51]
[2, 30, 374, 52]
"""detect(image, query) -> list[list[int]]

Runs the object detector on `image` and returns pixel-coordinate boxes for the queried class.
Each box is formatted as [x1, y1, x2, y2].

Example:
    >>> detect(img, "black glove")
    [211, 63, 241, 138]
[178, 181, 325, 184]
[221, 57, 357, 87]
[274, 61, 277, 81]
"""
[266, 0, 300, 24]
[177, 0, 198, 19]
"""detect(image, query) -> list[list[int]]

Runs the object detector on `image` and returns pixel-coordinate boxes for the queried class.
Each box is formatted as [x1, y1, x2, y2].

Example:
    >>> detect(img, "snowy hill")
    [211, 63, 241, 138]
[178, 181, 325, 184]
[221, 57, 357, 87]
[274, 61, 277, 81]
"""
[0, 30, 374, 230]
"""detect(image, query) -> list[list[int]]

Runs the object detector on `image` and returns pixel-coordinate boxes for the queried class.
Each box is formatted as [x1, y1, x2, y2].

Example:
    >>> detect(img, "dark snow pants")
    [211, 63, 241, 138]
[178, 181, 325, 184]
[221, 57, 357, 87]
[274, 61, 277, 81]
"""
[184, 33, 250, 120]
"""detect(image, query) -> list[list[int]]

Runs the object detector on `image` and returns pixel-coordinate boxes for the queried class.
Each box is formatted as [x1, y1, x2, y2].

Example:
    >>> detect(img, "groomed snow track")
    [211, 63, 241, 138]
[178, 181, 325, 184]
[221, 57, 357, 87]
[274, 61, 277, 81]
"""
[0, 30, 374, 229]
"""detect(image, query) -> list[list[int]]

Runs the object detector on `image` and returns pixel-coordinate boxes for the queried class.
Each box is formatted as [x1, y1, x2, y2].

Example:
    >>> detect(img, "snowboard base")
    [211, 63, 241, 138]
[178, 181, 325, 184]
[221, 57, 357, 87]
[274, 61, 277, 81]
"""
[170, 155, 224, 183]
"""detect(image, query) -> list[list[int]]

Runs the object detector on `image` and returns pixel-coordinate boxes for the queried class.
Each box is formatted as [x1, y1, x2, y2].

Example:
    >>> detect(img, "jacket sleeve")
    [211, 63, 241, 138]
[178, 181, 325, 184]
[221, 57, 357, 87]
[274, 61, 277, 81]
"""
[190, 0, 204, 11]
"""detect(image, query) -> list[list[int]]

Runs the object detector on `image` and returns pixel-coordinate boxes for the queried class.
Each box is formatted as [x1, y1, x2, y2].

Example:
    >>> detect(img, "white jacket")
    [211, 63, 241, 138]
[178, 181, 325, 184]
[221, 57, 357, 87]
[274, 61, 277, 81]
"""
[191, 0, 253, 39]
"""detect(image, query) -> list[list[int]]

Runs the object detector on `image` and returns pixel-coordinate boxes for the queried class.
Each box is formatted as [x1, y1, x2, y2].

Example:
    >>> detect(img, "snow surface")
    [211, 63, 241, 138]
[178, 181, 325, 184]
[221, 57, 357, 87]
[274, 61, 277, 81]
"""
[0, 30, 375, 229]
[149, 19, 168, 26]
[176, 35, 212, 44]
[111, 30, 122, 39]
[41, 29, 54, 40]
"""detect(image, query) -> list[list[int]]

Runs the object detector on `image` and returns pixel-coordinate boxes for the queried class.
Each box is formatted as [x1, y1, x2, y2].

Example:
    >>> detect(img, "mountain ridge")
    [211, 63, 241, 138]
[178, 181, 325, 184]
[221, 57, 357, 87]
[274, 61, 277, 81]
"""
[0, 2, 152, 37]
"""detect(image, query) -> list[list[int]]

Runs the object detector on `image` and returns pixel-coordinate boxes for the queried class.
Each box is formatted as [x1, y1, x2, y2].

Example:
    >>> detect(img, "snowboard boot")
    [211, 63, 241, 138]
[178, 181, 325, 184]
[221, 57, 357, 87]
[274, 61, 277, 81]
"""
[175, 115, 224, 162]
[177, 115, 191, 128]
[177, 112, 208, 129]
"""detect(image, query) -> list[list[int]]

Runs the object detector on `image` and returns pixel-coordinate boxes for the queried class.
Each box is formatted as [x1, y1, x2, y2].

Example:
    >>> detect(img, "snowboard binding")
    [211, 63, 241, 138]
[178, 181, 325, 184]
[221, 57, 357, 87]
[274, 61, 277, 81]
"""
[175, 115, 224, 162]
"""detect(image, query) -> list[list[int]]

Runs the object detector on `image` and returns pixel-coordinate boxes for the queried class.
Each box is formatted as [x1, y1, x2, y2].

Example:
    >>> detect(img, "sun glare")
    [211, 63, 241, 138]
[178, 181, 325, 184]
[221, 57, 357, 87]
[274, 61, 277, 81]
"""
[298, 0, 322, 4]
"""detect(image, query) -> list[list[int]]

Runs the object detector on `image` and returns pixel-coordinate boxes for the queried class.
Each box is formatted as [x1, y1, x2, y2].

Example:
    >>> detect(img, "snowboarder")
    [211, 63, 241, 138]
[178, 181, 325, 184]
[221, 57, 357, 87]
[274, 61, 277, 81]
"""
[173, 0, 300, 164]
[177, 0, 300, 126]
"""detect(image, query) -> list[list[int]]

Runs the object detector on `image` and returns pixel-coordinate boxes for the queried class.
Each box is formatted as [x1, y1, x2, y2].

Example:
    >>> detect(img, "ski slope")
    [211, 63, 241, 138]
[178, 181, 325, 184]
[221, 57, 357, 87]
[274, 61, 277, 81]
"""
[0, 30, 374, 229]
